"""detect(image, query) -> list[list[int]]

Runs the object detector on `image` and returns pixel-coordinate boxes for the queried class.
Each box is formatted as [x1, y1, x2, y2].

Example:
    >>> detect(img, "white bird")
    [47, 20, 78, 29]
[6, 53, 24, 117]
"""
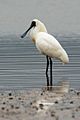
[21, 19, 69, 90]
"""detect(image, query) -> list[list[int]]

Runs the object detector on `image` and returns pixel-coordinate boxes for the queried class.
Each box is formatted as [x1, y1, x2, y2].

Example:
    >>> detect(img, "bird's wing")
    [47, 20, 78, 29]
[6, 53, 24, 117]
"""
[36, 38, 50, 54]
[36, 32, 63, 58]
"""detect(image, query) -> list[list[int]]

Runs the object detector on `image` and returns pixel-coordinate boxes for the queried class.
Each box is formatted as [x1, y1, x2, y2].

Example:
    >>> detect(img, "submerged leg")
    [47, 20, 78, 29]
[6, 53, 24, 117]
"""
[50, 58, 53, 90]
[46, 56, 49, 90]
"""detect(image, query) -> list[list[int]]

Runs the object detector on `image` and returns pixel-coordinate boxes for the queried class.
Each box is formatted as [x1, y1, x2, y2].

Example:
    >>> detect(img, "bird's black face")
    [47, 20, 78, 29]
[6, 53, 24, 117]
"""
[21, 21, 36, 38]
[31, 21, 36, 27]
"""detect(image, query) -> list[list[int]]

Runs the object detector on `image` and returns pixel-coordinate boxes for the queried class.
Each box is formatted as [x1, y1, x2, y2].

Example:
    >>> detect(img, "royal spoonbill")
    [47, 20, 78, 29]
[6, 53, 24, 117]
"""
[21, 19, 69, 90]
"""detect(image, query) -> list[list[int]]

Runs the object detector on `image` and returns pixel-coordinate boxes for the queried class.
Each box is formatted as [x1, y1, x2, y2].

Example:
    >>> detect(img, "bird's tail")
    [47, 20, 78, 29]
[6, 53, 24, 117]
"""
[60, 49, 69, 64]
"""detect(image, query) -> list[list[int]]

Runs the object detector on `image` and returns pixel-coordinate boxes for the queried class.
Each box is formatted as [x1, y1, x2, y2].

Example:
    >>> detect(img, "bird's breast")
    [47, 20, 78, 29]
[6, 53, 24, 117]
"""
[32, 38, 36, 44]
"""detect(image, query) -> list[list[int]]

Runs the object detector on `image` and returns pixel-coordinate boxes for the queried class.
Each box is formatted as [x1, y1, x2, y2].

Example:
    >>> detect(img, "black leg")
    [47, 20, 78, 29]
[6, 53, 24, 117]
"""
[50, 58, 53, 89]
[46, 56, 49, 89]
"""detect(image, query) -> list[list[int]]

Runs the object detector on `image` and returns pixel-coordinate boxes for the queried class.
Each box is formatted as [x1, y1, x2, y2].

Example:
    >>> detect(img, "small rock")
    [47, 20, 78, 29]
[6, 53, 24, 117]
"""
[55, 101, 58, 104]
[39, 104, 44, 109]
[70, 101, 74, 104]
[21, 101, 24, 103]
[1, 93, 4, 96]
[66, 107, 70, 110]
[78, 106, 80, 109]
[30, 102, 33, 105]
[72, 113, 75, 118]
[77, 92, 80, 96]
[75, 108, 78, 112]
[40, 92, 43, 95]
[60, 108, 64, 111]
[32, 106, 38, 110]
[11, 105, 14, 109]
[51, 111, 55, 117]
[3, 102, 6, 105]
[9, 97, 13, 100]
[6, 109, 9, 112]
[1, 107, 5, 110]
[18, 97, 22, 100]
[8, 93, 12, 96]
[15, 106, 19, 109]
[70, 88, 74, 92]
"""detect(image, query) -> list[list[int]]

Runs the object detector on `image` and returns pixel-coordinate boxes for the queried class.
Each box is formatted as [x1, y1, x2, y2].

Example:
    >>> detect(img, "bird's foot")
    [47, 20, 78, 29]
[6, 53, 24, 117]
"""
[42, 86, 49, 92]
[42, 86, 53, 91]
[47, 86, 50, 91]
[49, 86, 53, 91]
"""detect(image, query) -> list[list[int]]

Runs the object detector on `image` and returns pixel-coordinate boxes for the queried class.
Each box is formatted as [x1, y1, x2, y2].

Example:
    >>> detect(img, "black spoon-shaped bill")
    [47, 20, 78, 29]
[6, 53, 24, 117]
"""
[21, 25, 33, 38]
[21, 30, 28, 38]
[21, 21, 36, 38]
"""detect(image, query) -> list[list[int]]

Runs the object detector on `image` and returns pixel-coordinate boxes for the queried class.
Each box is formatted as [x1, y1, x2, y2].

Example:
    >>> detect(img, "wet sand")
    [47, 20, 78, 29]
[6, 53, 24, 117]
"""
[0, 84, 80, 120]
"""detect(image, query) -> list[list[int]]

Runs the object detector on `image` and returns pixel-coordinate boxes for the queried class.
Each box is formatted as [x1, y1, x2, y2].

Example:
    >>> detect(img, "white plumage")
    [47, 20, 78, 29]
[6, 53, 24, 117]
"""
[29, 19, 69, 63]
[36, 32, 69, 64]
[21, 19, 69, 90]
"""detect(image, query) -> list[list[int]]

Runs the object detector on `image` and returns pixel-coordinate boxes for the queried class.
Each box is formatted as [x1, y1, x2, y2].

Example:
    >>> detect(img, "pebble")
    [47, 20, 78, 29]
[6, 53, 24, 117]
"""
[30, 102, 33, 105]
[60, 108, 64, 111]
[15, 106, 19, 109]
[39, 104, 44, 109]
[9, 97, 13, 100]
[8, 93, 12, 96]
[3, 102, 6, 105]
[70, 101, 74, 104]
[40, 92, 43, 96]
[55, 101, 58, 104]
[77, 92, 80, 96]
[51, 112, 55, 117]
[32, 106, 38, 110]
[72, 113, 75, 118]
[18, 98, 21, 100]
[1, 107, 5, 110]
[11, 105, 14, 109]
[1, 93, 4, 96]
[6, 109, 9, 112]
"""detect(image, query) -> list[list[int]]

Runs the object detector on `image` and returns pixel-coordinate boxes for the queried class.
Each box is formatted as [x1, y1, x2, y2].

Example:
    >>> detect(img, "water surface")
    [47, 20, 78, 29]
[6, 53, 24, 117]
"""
[0, 34, 80, 89]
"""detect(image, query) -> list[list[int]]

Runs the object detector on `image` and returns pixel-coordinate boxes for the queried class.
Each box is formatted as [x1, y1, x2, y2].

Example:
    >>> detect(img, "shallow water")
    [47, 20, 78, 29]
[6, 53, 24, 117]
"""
[0, 34, 80, 89]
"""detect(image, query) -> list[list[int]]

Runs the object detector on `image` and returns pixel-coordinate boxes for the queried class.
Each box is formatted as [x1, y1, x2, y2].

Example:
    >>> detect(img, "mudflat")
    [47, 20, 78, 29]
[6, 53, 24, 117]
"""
[0, 85, 80, 120]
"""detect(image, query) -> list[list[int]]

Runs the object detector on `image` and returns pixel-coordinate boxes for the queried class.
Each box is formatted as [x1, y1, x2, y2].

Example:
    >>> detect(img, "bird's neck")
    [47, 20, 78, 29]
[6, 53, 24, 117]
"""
[30, 28, 38, 43]
[30, 25, 47, 43]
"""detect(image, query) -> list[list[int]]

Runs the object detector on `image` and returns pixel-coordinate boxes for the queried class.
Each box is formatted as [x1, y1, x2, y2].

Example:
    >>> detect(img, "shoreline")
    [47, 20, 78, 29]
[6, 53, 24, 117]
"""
[0, 85, 80, 120]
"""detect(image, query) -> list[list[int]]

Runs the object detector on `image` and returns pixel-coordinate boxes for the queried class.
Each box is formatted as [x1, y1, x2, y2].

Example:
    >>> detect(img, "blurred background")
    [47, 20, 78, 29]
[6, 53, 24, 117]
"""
[0, 0, 80, 35]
